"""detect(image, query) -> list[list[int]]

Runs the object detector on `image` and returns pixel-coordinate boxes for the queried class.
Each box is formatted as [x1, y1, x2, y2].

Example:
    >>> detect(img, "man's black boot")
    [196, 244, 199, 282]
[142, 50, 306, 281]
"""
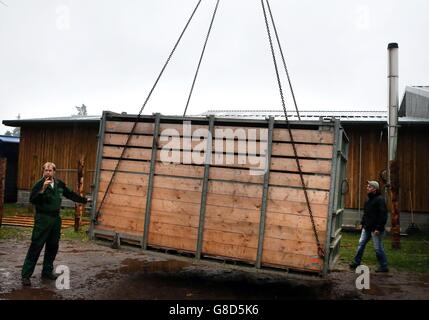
[21, 278, 32, 287]
[41, 272, 59, 280]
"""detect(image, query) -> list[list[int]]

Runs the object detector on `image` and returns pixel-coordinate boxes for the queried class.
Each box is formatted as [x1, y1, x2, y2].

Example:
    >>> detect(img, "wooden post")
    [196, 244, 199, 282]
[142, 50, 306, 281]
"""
[74, 157, 85, 232]
[0, 158, 6, 228]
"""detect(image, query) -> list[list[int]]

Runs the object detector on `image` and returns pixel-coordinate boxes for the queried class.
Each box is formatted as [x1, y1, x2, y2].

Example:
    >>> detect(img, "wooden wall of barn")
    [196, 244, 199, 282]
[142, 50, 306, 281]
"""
[343, 124, 429, 213]
[17, 123, 98, 194]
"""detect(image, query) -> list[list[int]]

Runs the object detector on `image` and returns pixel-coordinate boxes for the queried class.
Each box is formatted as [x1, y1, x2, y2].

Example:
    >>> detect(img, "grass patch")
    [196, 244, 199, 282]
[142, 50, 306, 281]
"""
[0, 222, 90, 242]
[2, 203, 88, 218]
[339, 231, 429, 273]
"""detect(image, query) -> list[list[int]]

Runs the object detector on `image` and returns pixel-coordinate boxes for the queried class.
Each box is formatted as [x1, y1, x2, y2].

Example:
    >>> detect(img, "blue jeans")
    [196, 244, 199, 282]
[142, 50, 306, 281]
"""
[353, 228, 388, 269]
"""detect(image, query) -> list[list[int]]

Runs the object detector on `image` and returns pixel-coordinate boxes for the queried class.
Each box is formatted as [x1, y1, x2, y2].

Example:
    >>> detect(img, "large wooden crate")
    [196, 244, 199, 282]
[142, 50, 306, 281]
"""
[90, 112, 348, 276]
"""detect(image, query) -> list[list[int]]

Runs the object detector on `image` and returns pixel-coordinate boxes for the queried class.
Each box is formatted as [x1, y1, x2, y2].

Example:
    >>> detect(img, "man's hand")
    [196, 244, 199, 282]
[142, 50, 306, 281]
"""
[41, 178, 52, 193]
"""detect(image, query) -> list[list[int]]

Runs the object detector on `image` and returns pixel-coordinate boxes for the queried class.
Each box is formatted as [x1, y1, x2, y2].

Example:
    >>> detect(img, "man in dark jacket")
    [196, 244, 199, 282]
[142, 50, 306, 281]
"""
[350, 180, 389, 272]
[21, 162, 88, 286]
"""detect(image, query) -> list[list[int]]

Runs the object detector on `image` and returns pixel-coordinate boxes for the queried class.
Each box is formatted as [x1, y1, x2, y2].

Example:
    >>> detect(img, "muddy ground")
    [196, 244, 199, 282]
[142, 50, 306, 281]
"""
[1, 238, 428, 300]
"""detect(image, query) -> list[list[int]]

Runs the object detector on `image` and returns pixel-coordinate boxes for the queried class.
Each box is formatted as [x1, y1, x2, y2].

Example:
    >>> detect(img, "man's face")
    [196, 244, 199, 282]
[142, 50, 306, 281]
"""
[367, 184, 376, 193]
[43, 166, 55, 180]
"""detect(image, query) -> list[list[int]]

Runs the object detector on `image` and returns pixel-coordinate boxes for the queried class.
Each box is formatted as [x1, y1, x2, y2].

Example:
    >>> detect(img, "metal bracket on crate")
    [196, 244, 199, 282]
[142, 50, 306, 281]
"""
[111, 232, 121, 249]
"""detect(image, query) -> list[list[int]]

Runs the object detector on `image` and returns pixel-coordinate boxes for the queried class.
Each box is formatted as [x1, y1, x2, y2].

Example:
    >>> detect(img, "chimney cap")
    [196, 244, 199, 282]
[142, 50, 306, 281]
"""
[388, 43, 399, 49]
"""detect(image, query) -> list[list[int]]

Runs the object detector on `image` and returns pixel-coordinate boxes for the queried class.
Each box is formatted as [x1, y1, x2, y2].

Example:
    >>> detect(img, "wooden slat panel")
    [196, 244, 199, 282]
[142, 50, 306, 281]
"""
[149, 221, 198, 240]
[98, 214, 144, 233]
[269, 172, 331, 190]
[262, 237, 322, 256]
[101, 159, 151, 173]
[96, 192, 146, 210]
[105, 133, 333, 159]
[148, 233, 196, 252]
[202, 241, 257, 262]
[262, 249, 322, 272]
[205, 205, 261, 223]
[265, 211, 327, 231]
[150, 210, 200, 228]
[103, 146, 332, 174]
[95, 225, 142, 238]
[206, 181, 329, 205]
[266, 200, 328, 217]
[272, 128, 334, 144]
[203, 229, 259, 248]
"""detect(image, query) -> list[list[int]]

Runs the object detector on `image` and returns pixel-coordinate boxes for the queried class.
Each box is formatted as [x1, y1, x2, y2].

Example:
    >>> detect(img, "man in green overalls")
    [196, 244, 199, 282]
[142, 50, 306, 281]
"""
[21, 162, 88, 286]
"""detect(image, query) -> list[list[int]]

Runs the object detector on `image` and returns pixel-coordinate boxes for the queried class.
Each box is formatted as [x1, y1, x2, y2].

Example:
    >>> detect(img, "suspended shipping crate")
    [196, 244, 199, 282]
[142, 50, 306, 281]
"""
[90, 111, 349, 276]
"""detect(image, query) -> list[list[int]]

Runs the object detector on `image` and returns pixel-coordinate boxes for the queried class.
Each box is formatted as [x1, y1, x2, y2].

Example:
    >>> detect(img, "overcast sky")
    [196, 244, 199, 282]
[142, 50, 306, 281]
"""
[1, 0, 428, 133]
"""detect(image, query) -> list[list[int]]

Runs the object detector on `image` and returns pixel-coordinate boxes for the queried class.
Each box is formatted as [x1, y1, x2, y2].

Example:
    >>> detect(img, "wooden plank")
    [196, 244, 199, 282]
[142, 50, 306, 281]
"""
[148, 233, 196, 252]
[149, 221, 198, 240]
[202, 241, 257, 262]
[272, 128, 334, 144]
[151, 199, 201, 216]
[98, 181, 148, 197]
[205, 205, 261, 223]
[152, 187, 202, 205]
[153, 175, 202, 192]
[105, 133, 333, 159]
[269, 172, 330, 190]
[268, 186, 329, 204]
[265, 211, 327, 231]
[94, 225, 142, 238]
[206, 193, 262, 211]
[209, 167, 264, 184]
[204, 218, 259, 235]
[272, 143, 333, 158]
[207, 181, 329, 205]
[103, 146, 332, 174]
[96, 192, 146, 210]
[100, 170, 149, 186]
[101, 159, 204, 178]
[262, 237, 322, 256]
[262, 249, 323, 272]
[98, 214, 144, 233]
[203, 229, 259, 248]
[263, 224, 326, 243]
[150, 210, 200, 228]
[266, 199, 328, 217]
[94, 203, 146, 220]
[105, 121, 155, 134]
[270, 157, 331, 174]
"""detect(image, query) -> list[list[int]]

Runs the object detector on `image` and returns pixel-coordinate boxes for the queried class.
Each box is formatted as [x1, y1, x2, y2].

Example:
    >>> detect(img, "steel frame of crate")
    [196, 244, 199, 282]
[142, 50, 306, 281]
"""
[90, 111, 349, 277]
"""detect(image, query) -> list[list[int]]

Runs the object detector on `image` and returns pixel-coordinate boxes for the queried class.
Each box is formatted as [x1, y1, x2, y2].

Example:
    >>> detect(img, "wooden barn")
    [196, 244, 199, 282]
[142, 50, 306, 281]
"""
[2, 116, 100, 205]
[0, 135, 19, 203]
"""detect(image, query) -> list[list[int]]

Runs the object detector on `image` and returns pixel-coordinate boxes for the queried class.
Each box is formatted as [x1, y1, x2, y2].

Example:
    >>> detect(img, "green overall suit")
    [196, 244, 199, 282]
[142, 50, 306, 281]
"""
[21, 177, 87, 279]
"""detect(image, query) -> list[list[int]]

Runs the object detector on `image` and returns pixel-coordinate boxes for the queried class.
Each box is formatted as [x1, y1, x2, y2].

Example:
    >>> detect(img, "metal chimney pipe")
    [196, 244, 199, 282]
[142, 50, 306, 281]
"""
[387, 42, 400, 249]
[388, 43, 399, 162]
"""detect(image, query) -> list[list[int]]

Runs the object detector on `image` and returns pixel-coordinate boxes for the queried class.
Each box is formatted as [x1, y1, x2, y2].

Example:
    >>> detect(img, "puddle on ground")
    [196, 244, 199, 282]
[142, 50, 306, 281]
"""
[92, 258, 332, 300]
[0, 288, 60, 300]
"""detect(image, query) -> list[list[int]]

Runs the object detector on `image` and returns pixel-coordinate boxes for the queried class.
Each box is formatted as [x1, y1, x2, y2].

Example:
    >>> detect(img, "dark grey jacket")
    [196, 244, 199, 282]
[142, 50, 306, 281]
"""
[361, 191, 388, 232]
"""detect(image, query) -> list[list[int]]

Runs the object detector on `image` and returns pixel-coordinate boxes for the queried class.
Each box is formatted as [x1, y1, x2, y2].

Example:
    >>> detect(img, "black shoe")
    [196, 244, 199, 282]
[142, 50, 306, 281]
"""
[375, 267, 389, 273]
[349, 262, 360, 269]
[21, 278, 31, 287]
[41, 272, 59, 280]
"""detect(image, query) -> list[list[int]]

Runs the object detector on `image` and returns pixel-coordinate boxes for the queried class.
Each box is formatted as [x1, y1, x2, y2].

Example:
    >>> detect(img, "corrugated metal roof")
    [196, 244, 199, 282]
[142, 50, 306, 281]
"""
[0, 135, 20, 143]
[2, 115, 101, 127]
[199, 110, 388, 122]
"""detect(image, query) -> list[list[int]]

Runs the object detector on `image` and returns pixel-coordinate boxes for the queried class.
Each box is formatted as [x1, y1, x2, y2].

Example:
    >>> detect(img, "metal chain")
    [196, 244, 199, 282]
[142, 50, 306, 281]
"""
[94, 0, 203, 223]
[265, 0, 300, 121]
[183, 0, 221, 117]
[260, 0, 324, 258]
